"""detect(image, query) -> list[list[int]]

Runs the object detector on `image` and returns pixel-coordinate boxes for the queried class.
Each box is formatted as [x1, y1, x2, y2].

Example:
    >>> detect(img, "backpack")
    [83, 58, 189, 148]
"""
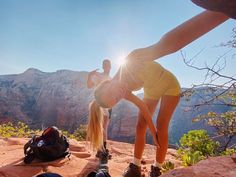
[24, 126, 70, 164]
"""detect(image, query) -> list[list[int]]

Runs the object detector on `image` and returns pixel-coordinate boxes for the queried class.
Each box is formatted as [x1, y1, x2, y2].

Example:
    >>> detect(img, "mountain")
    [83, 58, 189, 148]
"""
[0, 69, 233, 144]
[0, 68, 92, 131]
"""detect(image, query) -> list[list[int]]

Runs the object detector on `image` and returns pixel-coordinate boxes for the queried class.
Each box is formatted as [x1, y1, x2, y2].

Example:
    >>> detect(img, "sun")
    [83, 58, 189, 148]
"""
[116, 54, 127, 67]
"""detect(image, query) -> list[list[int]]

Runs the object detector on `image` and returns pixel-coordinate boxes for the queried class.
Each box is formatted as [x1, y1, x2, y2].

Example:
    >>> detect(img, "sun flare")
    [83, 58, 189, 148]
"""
[116, 54, 127, 67]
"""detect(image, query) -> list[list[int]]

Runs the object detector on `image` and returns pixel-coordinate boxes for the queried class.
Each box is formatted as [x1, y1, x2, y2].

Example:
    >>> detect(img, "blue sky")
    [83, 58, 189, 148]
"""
[0, 0, 235, 88]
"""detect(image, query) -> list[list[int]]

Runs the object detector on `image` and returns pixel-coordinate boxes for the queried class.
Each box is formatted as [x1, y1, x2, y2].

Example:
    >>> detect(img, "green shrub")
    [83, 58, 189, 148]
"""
[161, 161, 175, 173]
[61, 130, 75, 139]
[180, 150, 204, 166]
[0, 122, 87, 142]
[178, 129, 219, 166]
[73, 125, 87, 141]
[220, 148, 236, 156]
[62, 124, 87, 141]
[0, 122, 39, 138]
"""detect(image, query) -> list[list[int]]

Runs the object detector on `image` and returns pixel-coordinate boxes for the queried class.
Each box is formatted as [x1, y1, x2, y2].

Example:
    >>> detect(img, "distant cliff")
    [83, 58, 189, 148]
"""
[0, 68, 232, 144]
[0, 68, 92, 131]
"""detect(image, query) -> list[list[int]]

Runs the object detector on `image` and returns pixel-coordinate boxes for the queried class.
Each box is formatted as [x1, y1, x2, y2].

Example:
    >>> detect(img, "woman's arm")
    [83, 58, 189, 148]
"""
[127, 10, 229, 61]
[87, 69, 99, 89]
[124, 92, 159, 147]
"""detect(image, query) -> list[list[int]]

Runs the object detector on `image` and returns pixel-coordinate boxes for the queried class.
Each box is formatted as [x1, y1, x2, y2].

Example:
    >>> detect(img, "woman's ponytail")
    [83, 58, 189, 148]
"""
[87, 100, 104, 150]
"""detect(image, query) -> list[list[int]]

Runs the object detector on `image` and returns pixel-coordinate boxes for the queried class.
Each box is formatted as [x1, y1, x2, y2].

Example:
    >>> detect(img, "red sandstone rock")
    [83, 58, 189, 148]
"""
[1, 138, 235, 177]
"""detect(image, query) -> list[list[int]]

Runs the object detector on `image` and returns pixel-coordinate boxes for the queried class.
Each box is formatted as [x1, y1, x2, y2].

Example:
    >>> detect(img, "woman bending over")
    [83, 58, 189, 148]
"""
[87, 10, 229, 177]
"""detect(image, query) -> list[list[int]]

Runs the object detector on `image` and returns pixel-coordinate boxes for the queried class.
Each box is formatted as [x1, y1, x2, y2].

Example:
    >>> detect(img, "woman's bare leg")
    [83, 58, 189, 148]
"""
[134, 98, 159, 159]
[155, 95, 180, 163]
[103, 115, 109, 146]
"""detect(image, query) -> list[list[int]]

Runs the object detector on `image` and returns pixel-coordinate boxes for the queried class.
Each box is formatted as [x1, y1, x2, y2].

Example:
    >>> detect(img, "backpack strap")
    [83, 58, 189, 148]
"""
[24, 135, 39, 155]
[24, 139, 32, 155]
[23, 135, 41, 164]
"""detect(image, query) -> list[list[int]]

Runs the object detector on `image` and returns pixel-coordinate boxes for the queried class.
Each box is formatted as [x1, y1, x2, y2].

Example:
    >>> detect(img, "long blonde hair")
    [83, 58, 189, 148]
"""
[87, 100, 104, 150]
[87, 80, 110, 150]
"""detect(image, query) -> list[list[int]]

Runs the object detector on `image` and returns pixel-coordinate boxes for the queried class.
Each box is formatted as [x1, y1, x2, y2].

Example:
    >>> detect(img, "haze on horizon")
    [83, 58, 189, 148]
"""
[0, 0, 235, 88]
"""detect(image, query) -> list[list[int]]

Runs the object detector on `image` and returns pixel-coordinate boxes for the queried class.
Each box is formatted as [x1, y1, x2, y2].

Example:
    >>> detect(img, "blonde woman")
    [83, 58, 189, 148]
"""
[86, 59, 112, 162]
[87, 10, 229, 177]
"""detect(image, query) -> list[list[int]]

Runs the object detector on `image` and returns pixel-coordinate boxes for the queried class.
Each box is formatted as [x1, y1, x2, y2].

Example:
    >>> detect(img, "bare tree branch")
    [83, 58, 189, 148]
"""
[181, 50, 236, 82]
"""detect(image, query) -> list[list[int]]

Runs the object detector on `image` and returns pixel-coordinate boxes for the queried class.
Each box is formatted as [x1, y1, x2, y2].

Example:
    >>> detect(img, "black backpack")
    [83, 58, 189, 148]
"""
[24, 126, 70, 164]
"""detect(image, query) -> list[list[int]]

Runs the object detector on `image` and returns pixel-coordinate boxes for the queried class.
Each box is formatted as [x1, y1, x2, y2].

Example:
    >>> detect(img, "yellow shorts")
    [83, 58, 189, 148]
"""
[143, 70, 181, 100]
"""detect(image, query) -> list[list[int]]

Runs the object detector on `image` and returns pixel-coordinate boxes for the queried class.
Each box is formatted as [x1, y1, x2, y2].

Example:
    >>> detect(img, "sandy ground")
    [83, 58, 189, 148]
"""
[0, 137, 181, 177]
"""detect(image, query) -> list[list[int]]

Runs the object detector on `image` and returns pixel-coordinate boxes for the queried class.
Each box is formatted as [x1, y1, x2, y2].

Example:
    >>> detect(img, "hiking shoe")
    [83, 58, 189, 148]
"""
[95, 149, 103, 159]
[149, 165, 162, 177]
[96, 149, 112, 165]
[95, 149, 110, 158]
[122, 163, 141, 177]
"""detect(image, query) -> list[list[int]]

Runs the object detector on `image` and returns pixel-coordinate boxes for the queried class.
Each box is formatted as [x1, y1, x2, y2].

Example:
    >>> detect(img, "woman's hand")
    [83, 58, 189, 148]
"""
[151, 130, 160, 148]
[87, 69, 99, 89]
[126, 46, 157, 62]
[124, 92, 160, 148]
[89, 69, 99, 77]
